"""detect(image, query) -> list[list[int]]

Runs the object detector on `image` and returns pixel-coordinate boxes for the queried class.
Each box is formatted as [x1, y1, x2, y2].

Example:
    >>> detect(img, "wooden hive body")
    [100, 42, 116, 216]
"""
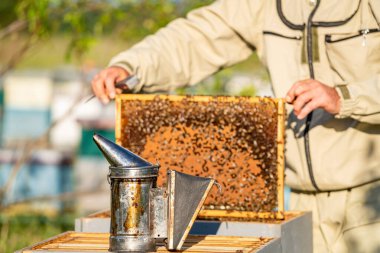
[116, 95, 285, 220]
[17, 232, 280, 253]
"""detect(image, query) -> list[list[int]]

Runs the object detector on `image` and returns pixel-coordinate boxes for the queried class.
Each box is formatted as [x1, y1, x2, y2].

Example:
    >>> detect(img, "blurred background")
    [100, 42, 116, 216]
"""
[0, 0, 272, 252]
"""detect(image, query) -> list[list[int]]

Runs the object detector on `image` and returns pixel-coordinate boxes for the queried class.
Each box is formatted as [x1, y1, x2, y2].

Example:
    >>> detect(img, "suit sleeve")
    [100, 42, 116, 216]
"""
[109, 0, 264, 92]
[336, 74, 380, 124]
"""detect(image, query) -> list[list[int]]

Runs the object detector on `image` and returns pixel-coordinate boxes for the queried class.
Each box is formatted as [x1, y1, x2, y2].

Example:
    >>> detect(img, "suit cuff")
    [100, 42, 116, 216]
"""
[335, 84, 356, 119]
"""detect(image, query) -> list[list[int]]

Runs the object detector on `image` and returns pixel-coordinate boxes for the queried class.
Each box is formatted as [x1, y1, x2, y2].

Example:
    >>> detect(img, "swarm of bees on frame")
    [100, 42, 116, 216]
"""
[119, 96, 280, 213]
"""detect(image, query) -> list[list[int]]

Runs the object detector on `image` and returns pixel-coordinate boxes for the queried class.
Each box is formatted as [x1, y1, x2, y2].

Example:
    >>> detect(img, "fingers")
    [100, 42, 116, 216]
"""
[286, 79, 341, 120]
[297, 99, 320, 120]
[91, 66, 129, 104]
[292, 90, 315, 116]
[92, 73, 109, 104]
[104, 72, 118, 100]
[286, 79, 314, 104]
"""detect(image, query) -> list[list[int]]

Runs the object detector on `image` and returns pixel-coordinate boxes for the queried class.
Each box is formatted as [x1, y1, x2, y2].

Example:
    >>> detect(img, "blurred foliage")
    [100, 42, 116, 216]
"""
[0, 0, 268, 96]
[175, 71, 258, 96]
[238, 85, 257, 97]
[175, 71, 231, 96]
[174, 60, 264, 97]
[0, 213, 75, 253]
[0, 1, 18, 27]
[0, 0, 213, 64]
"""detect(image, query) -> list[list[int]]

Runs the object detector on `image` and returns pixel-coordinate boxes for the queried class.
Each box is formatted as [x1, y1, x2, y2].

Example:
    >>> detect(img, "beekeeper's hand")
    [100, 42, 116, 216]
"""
[91, 66, 130, 104]
[286, 79, 341, 119]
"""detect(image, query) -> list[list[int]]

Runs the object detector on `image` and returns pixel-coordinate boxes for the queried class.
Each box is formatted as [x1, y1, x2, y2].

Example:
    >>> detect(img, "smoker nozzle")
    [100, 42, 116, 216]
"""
[93, 133, 152, 167]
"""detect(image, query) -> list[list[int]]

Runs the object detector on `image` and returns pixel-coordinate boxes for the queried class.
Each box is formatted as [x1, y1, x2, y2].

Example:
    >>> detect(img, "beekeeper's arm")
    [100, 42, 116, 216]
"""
[91, 0, 263, 103]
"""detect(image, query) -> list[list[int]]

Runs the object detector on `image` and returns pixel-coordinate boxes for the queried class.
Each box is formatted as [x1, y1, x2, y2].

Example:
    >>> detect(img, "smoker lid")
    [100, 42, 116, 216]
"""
[92, 133, 152, 167]
[167, 170, 214, 251]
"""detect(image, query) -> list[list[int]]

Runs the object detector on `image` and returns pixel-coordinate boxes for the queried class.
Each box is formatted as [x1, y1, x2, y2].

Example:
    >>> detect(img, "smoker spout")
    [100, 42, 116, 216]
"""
[93, 133, 152, 167]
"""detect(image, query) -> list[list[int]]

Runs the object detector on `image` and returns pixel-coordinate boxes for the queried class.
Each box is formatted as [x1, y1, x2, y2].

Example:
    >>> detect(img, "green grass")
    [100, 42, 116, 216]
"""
[0, 212, 76, 253]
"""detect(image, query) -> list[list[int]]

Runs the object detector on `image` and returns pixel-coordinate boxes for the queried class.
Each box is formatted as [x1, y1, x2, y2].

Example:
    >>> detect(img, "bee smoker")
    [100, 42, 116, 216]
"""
[93, 134, 215, 252]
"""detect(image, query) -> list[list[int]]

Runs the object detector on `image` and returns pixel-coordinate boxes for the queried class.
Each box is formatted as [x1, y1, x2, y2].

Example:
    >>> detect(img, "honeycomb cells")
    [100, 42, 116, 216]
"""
[119, 96, 281, 213]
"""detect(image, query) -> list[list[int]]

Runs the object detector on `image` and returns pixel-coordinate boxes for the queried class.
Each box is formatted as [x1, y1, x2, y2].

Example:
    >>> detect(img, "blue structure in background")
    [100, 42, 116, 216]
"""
[0, 94, 73, 210]
[0, 150, 73, 210]
[2, 108, 51, 144]
[284, 185, 291, 210]
[0, 83, 3, 147]
[78, 128, 115, 157]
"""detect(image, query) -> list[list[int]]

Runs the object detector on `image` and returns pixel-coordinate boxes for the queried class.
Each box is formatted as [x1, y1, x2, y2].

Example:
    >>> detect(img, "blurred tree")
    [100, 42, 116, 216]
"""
[0, 0, 213, 75]
[0, 0, 214, 208]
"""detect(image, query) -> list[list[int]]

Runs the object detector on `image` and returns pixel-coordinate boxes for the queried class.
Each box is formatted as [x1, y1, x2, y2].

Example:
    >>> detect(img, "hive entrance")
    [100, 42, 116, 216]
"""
[116, 95, 285, 219]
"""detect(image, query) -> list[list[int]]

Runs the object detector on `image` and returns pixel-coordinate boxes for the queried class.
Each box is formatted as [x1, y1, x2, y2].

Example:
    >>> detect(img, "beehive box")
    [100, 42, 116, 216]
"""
[75, 211, 312, 253]
[16, 232, 281, 253]
[116, 95, 285, 220]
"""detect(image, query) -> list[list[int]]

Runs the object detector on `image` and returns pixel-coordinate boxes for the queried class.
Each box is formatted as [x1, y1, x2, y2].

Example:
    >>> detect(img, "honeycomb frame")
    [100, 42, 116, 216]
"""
[116, 94, 285, 220]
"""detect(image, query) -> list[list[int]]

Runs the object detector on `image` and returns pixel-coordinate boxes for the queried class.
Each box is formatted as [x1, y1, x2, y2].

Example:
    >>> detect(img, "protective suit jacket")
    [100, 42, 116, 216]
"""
[109, 0, 380, 192]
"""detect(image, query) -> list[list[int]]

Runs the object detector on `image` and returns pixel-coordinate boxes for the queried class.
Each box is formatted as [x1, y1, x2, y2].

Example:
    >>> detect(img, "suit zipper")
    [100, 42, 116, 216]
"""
[276, 0, 363, 191]
[304, 0, 321, 192]
[325, 29, 380, 43]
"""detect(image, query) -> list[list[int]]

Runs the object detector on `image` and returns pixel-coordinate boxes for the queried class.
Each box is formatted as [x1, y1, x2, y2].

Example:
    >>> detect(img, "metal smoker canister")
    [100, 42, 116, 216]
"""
[94, 133, 215, 252]
[92, 133, 160, 252]
[109, 164, 159, 252]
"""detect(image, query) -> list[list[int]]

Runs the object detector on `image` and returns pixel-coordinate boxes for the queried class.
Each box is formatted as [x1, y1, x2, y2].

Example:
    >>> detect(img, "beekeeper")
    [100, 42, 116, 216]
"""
[92, 1, 380, 252]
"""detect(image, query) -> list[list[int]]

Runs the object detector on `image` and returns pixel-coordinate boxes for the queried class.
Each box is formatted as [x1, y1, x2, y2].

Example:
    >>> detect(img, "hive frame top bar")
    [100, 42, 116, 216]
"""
[115, 94, 286, 220]
[116, 94, 285, 103]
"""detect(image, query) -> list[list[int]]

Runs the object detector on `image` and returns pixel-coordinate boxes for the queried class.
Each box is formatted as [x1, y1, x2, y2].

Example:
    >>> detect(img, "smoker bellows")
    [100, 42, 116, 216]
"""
[93, 133, 215, 252]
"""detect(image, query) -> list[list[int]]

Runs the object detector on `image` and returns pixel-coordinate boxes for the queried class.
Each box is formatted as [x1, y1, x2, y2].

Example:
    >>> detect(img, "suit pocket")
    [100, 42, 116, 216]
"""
[325, 29, 380, 83]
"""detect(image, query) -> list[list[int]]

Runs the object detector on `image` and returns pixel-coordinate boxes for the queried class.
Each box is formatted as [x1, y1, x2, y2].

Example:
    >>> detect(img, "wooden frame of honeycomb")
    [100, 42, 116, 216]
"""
[116, 95, 285, 220]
